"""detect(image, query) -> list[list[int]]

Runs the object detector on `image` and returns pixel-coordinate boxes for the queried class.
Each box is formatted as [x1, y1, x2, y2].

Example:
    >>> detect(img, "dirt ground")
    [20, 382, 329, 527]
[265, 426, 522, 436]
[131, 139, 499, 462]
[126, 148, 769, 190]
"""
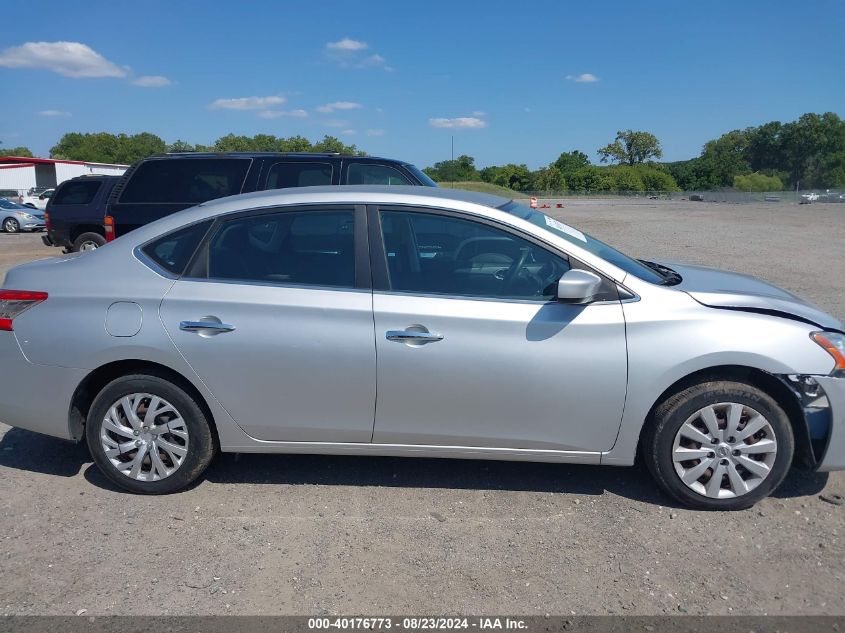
[0, 199, 843, 616]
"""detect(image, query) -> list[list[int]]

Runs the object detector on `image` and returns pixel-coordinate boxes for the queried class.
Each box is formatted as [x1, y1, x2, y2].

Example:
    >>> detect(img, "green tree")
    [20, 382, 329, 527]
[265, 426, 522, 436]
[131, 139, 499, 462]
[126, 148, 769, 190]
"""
[489, 163, 532, 191]
[531, 166, 565, 192]
[0, 145, 34, 157]
[701, 130, 751, 187]
[598, 130, 662, 165]
[50, 132, 166, 163]
[567, 167, 616, 193]
[733, 172, 784, 192]
[552, 150, 590, 175]
[424, 155, 479, 182]
[167, 139, 196, 152]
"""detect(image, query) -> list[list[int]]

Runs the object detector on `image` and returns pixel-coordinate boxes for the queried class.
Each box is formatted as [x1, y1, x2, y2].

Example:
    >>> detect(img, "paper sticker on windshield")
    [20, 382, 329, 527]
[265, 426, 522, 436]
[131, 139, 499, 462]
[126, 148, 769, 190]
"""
[544, 216, 587, 242]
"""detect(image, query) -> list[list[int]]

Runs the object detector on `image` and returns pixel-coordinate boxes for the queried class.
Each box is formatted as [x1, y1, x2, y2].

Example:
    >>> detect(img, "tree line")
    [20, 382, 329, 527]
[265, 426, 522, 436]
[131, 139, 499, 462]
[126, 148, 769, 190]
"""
[2, 111, 843, 192]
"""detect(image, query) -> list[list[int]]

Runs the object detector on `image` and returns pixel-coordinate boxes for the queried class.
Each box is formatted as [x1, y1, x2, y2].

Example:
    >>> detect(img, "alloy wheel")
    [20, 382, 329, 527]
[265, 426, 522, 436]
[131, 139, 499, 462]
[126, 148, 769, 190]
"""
[99, 393, 189, 481]
[672, 402, 778, 499]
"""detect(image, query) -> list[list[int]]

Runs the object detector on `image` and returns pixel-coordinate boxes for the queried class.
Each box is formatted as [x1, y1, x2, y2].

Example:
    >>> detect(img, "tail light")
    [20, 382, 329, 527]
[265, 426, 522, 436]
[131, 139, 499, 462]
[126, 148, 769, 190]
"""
[44, 211, 51, 232]
[0, 290, 48, 331]
[104, 215, 115, 242]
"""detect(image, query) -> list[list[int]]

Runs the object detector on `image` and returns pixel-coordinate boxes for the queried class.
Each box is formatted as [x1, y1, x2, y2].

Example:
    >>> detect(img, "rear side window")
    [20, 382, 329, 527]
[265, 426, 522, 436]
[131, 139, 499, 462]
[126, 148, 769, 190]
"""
[119, 159, 250, 204]
[203, 210, 355, 288]
[141, 220, 213, 275]
[52, 181, 101, 205]
[346, 163, 412, 185]
[265, 162, 332, 189]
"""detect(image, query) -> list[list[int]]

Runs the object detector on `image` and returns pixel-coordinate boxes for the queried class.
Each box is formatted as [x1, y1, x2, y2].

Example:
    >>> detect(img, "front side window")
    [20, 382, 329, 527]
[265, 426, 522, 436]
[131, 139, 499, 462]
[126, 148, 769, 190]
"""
[204, 209, 355, 288]
[380, 210, 569, 301]
[52, 181, 100, 205]
[265, 162, 332, 190]
[347, 164, 412, 186]
[119, 158, 251, 204]
[141, 220, 213, 275]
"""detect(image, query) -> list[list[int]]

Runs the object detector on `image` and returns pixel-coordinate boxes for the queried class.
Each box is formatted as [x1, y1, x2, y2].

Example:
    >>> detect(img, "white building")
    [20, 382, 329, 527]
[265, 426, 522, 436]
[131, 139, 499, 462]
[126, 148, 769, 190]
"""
[0, 156, 128, 195]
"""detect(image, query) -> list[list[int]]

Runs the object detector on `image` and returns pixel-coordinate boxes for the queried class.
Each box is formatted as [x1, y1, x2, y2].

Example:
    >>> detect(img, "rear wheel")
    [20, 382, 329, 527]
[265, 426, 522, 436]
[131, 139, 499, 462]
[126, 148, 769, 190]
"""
[86, 374, 216, 494]
[73, 232, 106, 252]
[3, 217, 19, 233]
[642, 380, 794, 510]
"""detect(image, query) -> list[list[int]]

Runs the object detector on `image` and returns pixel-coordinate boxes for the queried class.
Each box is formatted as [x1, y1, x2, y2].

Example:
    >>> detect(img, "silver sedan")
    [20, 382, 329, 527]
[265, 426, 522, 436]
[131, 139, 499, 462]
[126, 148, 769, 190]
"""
[1, 186, 843, 509]
[0, 197, 46, 232]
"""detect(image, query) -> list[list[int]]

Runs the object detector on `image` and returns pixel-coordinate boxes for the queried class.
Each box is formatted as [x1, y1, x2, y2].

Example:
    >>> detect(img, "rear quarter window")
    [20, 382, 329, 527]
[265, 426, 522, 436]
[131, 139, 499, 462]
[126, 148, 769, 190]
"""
[52, 180, 101, 205]
[140, 220, 213, 276]
[119, 158, 251, 204]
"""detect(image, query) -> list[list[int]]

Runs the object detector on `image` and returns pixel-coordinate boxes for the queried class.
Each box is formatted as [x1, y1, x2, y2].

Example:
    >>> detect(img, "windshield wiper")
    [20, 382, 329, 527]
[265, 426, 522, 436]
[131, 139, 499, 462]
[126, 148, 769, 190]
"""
[639, 259, 683, 286]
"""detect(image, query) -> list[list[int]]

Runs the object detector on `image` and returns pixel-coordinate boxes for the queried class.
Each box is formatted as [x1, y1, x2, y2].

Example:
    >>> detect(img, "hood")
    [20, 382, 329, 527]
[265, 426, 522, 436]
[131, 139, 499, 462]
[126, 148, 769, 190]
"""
[659, 261, 844, 331]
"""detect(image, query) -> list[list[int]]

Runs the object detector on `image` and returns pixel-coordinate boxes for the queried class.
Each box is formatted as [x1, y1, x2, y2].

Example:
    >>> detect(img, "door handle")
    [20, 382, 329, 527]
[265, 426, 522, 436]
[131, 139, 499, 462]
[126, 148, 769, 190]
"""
[385, 329, 444, 344]
[179, 320, 236, 334]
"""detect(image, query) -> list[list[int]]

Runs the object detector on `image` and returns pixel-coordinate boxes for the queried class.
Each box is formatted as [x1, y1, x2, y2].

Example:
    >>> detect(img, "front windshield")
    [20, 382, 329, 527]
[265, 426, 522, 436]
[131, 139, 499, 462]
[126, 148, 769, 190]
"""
[404, 164, 438, 187]
[499, 200, 665, 284]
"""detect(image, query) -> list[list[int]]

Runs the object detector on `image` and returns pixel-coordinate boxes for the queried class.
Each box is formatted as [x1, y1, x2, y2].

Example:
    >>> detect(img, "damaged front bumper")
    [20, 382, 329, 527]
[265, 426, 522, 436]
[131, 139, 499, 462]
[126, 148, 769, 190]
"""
[783, 374, 845, 471]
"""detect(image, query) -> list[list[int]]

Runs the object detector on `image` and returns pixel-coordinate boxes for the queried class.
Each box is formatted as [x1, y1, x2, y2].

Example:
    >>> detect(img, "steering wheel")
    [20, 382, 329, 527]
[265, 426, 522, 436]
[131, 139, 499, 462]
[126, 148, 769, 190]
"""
[503, 247, 532, 290]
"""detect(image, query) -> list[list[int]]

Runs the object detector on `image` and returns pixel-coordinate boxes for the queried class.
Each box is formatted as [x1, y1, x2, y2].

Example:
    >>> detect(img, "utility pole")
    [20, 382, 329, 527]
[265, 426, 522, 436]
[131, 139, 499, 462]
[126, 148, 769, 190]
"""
[450, 135, 454, 187]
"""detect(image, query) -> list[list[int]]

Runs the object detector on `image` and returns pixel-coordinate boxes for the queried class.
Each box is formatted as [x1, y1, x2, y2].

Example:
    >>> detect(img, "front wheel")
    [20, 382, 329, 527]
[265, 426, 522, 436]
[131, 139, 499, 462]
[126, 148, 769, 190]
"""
[86, 374, 216, 494]
[642, 380, 794, 510]
[3, 217, 19, 233]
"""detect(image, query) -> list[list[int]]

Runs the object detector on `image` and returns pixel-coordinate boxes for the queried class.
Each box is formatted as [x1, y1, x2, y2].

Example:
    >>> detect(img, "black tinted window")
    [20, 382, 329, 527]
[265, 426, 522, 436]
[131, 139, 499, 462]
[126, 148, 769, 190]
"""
[52, 180, 101, 205]
[347, 163, 411, 185]
[141, 220, 212, 275]
[120, 159, 250, 204]
[265, 162, 332, 189]
[205, 210, 355, 288]
[380, 211, 569, 300]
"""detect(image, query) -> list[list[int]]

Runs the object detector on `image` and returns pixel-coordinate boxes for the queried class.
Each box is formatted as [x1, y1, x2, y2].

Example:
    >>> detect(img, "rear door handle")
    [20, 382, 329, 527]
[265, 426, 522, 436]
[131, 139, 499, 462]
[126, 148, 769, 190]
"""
[386, 329, 444, 344]
[179, 320, 236, 334]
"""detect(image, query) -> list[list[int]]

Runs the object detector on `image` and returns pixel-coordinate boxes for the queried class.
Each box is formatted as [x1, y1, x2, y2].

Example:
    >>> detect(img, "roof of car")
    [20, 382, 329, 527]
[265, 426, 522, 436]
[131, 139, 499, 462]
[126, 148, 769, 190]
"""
[198, 185, 511, 212]
[151, 152, 410, 163]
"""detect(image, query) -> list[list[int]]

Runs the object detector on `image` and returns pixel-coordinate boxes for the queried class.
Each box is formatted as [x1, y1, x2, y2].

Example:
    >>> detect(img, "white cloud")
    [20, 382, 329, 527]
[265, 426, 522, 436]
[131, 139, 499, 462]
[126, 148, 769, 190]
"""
[366, 129, 386, 136]
[471, 111, 486, 117]
[326, 39, 391, 70]
[210, 95, 286, 110]
[0, 41, 126, 78]
[341, 129, 357, 135]
[429, 117, 487, 129]
[39, 109, 71, 117]
[566, 73, 600, 83]
[258, 108, 310, 119]
[132, 75, 171, 87]
[326, 38, 368, 52]
[316, 101, 363, 113]
[325, 119, 348, 128]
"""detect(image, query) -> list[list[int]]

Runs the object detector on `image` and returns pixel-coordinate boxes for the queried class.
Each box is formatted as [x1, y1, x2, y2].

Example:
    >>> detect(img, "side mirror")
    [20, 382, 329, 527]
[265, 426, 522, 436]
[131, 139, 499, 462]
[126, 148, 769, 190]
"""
[557, 269, 603, 304]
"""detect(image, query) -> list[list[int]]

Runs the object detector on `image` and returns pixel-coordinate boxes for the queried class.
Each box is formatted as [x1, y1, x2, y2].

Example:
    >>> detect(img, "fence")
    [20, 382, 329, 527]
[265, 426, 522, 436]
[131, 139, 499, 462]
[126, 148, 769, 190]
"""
[519, 190, 845, 204]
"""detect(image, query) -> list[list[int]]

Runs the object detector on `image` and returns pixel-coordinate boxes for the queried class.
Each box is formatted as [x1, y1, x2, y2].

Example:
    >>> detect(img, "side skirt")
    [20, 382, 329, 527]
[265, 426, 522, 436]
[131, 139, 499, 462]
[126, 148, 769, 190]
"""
[220, 441, 602, 464]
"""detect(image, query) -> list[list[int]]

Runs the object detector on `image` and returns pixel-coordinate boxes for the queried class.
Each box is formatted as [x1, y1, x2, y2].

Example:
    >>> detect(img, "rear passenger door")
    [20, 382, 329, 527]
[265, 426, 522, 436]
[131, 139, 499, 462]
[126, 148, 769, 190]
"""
[159, 205, 376, 442]
[343, 162, 414, 186]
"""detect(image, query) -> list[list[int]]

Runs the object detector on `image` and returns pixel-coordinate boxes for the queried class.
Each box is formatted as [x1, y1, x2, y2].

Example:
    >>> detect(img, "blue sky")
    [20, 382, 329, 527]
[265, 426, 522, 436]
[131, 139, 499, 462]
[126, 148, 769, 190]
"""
[1, 0, 843, 169]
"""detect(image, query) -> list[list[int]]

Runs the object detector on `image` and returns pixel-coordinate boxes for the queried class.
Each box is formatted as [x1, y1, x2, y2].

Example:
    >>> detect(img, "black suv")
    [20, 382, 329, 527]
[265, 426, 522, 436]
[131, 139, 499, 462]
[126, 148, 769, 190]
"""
[43, 175, 122, 252]
[105, 152, 436, 240]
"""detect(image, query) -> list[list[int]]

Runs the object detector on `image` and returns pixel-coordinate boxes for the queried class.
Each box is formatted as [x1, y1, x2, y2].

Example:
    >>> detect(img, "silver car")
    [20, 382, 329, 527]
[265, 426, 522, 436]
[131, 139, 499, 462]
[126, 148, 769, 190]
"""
[1, 197, 46, 232]
[1, 187, 843, 509]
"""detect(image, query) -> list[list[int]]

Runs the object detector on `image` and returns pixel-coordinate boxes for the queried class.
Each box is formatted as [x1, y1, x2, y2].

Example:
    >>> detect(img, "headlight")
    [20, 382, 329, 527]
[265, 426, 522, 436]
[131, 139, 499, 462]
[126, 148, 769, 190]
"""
[20, 213, 36, 220]
[811, 331, 845, 373]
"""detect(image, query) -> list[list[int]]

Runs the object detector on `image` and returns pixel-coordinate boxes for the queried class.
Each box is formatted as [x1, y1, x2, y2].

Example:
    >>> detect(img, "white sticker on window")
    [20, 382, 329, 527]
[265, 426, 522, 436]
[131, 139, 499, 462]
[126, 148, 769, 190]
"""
[544, 215, 587, 242]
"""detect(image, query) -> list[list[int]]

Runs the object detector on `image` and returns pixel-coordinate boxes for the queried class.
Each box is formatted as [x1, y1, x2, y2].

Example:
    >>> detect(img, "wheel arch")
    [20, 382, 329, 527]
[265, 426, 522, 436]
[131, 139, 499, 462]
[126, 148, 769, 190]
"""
[70, 225, 106, 243]
[69, 359, 220, 450]
[638, 364, 813, 469]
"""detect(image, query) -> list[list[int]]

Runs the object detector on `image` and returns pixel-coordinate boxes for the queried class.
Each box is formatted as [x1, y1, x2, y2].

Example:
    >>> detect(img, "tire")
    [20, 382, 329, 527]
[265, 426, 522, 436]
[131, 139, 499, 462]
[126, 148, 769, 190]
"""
[72, 232, 106, 252]
[642, 380, 794, 510]
[3, 217, 19, 233]
[86, 373, 217, 494]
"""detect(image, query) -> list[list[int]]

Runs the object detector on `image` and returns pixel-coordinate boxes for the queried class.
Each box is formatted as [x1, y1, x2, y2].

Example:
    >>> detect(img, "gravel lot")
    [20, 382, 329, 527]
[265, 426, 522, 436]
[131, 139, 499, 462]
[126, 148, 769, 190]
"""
[0, 199, 843, 616]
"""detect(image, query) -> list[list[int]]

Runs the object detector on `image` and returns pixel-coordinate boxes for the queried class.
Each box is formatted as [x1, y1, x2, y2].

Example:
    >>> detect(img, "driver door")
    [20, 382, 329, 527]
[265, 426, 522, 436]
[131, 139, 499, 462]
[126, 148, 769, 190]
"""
[370, 207, 628, 452]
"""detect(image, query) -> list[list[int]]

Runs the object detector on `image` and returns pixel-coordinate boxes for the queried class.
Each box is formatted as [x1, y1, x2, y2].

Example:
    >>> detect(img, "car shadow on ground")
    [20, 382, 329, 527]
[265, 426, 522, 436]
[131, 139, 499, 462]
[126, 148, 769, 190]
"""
[0, 427, 831, 507]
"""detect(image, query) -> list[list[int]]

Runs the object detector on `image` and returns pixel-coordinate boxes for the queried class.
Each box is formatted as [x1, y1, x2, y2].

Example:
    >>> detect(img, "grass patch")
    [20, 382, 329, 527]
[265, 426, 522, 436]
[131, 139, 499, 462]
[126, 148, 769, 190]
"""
[436, 181, 521, 197]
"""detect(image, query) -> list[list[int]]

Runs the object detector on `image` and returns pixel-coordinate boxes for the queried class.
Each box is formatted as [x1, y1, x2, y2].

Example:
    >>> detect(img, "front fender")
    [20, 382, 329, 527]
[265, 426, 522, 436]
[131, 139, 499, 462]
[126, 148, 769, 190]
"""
[603, 291, 834, 465]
